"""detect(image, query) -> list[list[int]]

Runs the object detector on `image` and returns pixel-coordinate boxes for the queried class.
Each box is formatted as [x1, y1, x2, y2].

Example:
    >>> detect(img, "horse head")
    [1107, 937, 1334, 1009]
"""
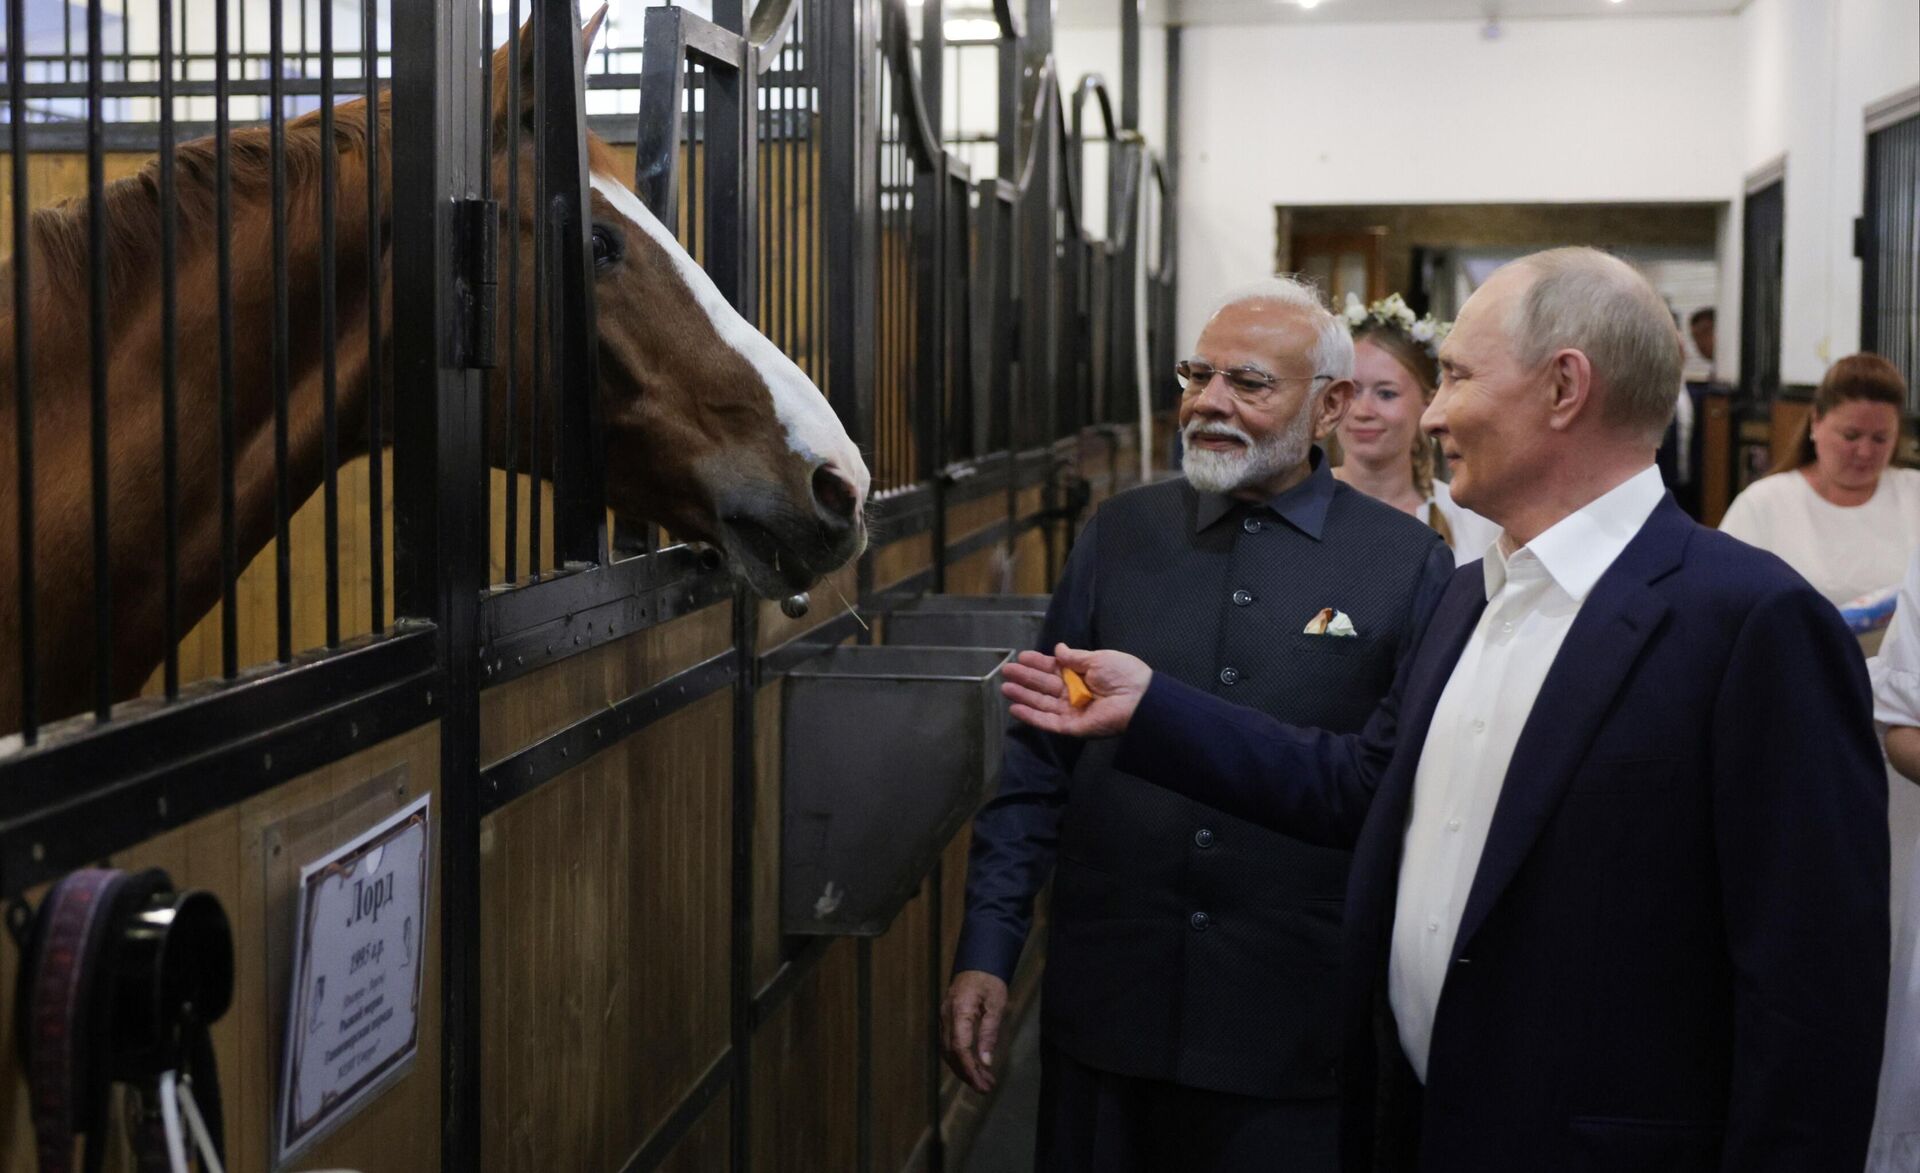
[489, 9, 869, 597]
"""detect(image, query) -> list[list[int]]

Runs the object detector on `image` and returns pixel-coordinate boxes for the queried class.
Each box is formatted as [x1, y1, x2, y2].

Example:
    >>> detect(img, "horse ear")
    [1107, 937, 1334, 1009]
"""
[582, 4, 608, 56]
[492, 6, 601, 139]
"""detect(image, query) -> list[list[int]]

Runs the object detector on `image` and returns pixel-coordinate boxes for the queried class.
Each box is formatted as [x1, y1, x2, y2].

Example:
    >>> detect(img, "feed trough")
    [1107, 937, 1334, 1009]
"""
[781, 645, 1013, 935]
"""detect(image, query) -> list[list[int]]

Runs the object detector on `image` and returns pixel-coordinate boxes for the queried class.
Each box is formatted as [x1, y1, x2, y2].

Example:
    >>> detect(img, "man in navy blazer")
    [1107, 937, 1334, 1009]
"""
[1000, 248, 1890, 1172]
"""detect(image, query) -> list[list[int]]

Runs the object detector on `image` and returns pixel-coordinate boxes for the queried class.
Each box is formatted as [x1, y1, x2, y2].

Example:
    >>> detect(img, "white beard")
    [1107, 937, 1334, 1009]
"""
[1181, 411, 1315, 495]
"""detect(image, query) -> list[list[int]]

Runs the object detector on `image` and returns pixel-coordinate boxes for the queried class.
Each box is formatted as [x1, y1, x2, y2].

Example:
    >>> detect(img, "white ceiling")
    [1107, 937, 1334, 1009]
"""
[1053, 0, 1748, 27]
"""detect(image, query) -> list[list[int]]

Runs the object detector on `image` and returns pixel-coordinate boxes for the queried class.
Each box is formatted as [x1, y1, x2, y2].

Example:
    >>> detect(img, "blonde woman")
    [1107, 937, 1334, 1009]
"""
[1332, 295, 1500, 560]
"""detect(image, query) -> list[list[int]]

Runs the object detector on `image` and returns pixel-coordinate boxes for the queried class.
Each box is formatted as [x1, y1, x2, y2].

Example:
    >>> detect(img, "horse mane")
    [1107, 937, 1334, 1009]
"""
[6, 92, 391, 318]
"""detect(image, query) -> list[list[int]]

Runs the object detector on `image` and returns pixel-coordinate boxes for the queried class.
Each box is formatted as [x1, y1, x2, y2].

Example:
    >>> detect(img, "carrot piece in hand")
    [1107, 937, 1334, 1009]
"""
[1062, 667, 1094, 710]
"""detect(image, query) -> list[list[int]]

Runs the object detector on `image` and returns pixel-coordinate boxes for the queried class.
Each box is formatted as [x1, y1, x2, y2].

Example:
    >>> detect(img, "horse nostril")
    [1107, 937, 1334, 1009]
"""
[811, 464, 858, 527]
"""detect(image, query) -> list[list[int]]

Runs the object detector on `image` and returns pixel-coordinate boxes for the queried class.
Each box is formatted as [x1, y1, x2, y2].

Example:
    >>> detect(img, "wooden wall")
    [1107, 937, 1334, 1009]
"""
[0, 724, 444, 1173]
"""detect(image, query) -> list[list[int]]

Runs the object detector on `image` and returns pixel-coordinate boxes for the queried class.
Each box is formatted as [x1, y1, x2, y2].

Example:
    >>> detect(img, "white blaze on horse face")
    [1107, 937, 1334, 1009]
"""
[588, 172, 871, 508]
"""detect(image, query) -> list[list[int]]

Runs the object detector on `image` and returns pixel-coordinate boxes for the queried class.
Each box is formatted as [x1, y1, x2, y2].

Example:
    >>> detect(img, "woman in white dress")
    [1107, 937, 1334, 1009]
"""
[1331, 294, 1501, 562]
[1720, 354, 1920, 622]
[1869, 550, 1920, 1172]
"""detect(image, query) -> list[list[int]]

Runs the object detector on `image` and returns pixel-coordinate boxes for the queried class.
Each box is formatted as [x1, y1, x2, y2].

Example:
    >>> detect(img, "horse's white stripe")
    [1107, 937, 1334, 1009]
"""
[589, 173, 870, 501]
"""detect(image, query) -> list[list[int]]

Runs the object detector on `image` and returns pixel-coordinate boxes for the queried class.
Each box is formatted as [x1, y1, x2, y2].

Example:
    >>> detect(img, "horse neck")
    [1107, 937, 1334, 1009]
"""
[0, 100, 396, 722]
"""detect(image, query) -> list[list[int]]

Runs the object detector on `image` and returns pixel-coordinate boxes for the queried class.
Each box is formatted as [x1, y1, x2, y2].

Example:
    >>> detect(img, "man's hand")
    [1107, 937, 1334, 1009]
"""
[942, 970, 1010, 1093]
[1001, 644, 1152, 739]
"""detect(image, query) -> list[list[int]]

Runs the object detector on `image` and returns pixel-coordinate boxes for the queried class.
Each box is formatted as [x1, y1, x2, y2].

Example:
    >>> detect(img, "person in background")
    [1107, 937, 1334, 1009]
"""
[1335, 294, 1501, 562]
[1688, 306, 1716, 375]
[1868, 549, 1920, 1172]
[1719, 354, 1920, 640]
[1658, 313, 1703, 518]
[942, 277, 1452, 1172]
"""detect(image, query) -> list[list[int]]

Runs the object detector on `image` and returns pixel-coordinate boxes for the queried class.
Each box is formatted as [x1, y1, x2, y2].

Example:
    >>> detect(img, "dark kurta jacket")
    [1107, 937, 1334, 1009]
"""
[1114, 497, 1889, 1171]
[954, 456, 1451, 1099]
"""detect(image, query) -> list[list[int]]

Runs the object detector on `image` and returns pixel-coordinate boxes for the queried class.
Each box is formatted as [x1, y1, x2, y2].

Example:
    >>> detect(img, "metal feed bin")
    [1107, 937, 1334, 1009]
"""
[781, 645, 1013, 935]
[884, 594, 1052, 653]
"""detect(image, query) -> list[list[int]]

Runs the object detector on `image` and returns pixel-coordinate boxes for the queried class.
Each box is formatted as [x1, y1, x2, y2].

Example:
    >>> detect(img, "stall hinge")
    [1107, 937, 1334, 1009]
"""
[451, 197, 500, 370]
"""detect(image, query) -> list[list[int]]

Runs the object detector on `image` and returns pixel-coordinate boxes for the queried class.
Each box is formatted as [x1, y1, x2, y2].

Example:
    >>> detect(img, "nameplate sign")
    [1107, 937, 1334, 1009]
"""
[276, 794, 431, 1167]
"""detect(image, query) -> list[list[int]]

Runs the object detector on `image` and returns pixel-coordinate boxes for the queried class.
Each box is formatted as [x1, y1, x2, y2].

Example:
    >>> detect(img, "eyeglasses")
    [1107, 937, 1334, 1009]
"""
[1175, 359, 1334, 404]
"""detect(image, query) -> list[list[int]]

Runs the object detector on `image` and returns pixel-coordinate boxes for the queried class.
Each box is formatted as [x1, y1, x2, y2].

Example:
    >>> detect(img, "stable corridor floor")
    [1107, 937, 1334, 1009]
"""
[961, 1010, 1044, 1173]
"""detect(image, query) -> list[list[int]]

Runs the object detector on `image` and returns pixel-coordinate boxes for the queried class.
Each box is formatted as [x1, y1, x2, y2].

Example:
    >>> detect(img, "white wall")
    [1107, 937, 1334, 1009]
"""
[1175, 16, 1745, 348]
[1732, 0, 1919, 386]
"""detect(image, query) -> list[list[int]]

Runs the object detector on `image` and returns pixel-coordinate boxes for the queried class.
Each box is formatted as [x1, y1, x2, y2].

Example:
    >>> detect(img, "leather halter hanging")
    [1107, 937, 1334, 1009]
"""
[10, 868, 233, 1173]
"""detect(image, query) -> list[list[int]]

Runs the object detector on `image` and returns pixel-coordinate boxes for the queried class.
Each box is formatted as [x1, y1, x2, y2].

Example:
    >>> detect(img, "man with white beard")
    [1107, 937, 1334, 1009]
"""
[941, 278, 1453, 1171]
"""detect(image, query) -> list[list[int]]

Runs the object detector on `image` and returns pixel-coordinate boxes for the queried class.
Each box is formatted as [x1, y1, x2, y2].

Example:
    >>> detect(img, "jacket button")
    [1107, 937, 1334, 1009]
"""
[1241, 516, 1263, 534]
[1194, 828, 1215, 849]
[1231, 589, 1254, 606]
[1218, 667, 1240, 686]
[1190, 911, 1210, 931]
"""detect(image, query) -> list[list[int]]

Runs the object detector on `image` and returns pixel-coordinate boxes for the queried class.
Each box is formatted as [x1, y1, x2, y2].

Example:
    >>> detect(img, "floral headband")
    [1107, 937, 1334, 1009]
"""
[1342, 292, 1452, 359]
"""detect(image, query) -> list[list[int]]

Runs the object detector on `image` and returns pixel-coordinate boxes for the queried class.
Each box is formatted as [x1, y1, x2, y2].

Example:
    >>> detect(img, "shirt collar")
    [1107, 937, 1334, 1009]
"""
[1482, 464, 1667, 603]
[1194, 447, 1335, 540]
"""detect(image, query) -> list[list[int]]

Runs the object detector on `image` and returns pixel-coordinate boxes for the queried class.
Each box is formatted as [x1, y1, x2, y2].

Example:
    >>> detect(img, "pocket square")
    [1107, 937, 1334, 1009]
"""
[1303, 607, 1358, 637]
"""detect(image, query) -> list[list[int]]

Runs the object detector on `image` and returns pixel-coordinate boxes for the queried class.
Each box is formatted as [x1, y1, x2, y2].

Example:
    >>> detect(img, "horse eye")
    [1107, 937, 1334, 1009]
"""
[591, 224, 623, 272]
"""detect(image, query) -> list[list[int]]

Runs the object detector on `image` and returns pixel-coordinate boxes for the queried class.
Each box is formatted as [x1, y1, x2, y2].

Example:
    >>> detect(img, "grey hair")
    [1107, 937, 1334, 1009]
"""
[1203, 275, 1355, 383]
[1508, 248, 1684, 441]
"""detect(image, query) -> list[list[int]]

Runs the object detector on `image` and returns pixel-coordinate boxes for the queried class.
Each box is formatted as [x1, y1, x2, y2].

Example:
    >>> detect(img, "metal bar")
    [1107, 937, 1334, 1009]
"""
[9, 0, 36, 743]
[479, 651, 736, 814]
[857, 936, 873, 1173]
[747, 933, 832, 1028]
[504, 0, 523, 584]
[0, 630, 439, 899]
[321, 0, 341, 649]
[218, 0, 239, 679]
[729, 584, 757, 1173]
[390, 0, 488, 1167]
[823, 0, 876, 453]
[1120, 0, 1140, 131]
[365, 0, 386, 632]
[479, 0, 494, 578]
[9, 74, 387, 101]
[87, 0, 111, 721]
[270, 0, 293, 663]
[542, 0, 609, 567]
[925, 866, 946, 1173]
[159, 0, 181, 698]
[529, 1, 546, 580]
[479, 565, 733, 686]
[633, 9, 688, 252]
[616, 1050, 736, 1173]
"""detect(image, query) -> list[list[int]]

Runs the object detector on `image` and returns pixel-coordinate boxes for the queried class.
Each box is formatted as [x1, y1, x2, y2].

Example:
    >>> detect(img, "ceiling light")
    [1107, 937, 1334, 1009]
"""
[1297, 0, 1322, 8]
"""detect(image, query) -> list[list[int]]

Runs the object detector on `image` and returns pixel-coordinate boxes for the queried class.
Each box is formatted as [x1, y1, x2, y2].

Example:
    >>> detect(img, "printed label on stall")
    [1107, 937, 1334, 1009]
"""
[275, 794, 431, 1167]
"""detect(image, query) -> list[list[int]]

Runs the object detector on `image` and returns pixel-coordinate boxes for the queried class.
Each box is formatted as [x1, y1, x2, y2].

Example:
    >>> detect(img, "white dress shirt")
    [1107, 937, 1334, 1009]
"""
[1389, 465, 1667, 1082]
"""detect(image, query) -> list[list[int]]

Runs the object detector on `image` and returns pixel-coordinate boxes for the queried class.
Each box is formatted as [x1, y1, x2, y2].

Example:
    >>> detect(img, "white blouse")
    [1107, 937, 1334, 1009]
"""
[1426, 480, 1503, 565]
[1720, 467, 1920, 606]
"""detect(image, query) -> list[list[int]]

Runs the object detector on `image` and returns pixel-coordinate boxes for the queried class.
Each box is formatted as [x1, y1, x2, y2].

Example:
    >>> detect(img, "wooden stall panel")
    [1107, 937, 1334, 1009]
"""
[0, 724, 443, 1173]
[946, 492, 1008, 547]
[479, 604, 733, 765]
[750, 938, 860, 1173]
[753, 681, 786, 991]
[873, 532, 934, 594]
[657, 1097, 731, 1173]
[481, 689, 732, 1173]
[871, 882, 936, 1172]
[0, 153, 152, 254]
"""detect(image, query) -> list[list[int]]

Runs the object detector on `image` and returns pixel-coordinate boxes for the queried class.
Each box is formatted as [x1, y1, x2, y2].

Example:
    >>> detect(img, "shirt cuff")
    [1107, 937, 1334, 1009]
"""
[1873, 659, 1920, 729]
[951, 918, 1027, 984]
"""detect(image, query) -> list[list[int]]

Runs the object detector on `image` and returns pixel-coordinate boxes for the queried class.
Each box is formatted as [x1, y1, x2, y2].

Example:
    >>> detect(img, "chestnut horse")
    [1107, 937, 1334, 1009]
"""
[0, 11, 869, 734]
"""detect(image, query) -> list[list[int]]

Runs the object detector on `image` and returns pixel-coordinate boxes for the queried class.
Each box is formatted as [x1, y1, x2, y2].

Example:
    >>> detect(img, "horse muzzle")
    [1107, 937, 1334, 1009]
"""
[715, 465, 866, 597]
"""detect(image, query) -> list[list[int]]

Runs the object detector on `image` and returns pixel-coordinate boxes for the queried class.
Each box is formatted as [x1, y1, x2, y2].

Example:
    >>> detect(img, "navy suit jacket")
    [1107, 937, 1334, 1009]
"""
[1114, 496, 1890, 1172]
